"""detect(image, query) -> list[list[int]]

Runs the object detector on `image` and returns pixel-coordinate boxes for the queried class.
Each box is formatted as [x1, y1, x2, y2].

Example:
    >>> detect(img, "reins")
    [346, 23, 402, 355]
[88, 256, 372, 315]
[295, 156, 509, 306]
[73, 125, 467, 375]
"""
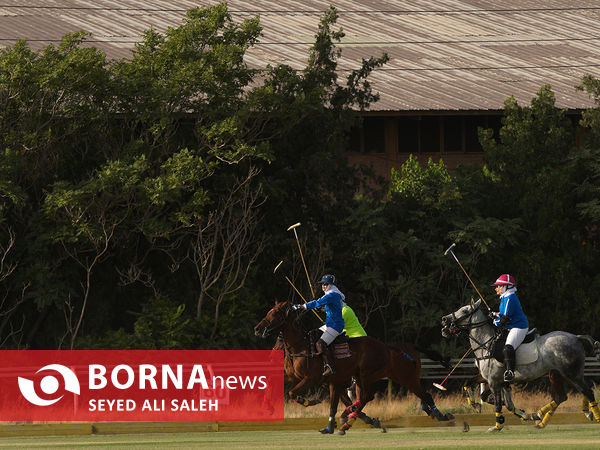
[450, 305, 501, 362]
[265, 305, 315, 365]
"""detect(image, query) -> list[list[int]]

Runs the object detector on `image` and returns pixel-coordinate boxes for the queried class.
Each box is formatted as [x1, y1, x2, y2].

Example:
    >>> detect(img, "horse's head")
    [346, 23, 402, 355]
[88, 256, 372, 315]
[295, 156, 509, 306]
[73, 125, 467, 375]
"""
[441, 299, 483, 338]
[253, 300, 292, 338]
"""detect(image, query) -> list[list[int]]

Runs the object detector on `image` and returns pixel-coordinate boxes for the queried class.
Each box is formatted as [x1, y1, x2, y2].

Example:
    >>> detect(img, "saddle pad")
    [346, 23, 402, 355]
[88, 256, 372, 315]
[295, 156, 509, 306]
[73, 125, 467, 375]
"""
[333, 342, 351, 359]
[515, 339, 538, 365]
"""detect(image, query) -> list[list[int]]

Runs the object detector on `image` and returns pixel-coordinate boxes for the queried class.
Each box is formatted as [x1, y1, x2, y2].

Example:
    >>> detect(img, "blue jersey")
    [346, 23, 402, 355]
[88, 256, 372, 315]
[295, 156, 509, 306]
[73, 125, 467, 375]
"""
[305, 291, 344, 332]
[494, 292, 528, 329]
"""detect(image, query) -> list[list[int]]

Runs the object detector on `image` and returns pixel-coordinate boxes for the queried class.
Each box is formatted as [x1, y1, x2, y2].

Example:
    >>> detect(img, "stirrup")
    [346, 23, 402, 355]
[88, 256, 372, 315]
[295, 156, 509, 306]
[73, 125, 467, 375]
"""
[322, 364, 335, 376]
[503, 370, 514, 382]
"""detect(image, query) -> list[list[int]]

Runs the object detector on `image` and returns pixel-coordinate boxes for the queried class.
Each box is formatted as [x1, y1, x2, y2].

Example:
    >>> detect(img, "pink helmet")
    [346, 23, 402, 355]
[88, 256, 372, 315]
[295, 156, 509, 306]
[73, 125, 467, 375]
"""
[492, 274, 515, 287]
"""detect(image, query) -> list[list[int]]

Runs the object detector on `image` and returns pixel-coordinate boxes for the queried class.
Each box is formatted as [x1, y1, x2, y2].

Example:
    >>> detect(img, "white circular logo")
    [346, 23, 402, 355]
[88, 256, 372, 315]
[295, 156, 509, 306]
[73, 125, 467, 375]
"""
[18, 364, 80, 406]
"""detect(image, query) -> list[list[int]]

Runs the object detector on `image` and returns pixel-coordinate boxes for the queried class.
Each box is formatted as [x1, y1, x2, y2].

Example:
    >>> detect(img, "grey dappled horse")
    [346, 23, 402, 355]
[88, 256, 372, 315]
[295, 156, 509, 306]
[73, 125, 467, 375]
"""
[441, 299, 600, 431]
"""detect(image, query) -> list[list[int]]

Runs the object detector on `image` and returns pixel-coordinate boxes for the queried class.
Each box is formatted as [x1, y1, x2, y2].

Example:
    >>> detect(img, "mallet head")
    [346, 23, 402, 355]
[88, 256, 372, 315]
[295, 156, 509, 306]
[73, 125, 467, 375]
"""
[287, 222, 301, 231]
[432, 382, 447, 391]
[444, 243, 456, 256]
[273, 260, 283, 274]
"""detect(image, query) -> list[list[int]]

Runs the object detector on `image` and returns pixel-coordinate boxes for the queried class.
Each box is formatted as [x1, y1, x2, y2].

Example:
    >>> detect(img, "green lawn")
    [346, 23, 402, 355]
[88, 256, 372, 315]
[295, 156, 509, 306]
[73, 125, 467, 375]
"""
[1, 425, 600, 449]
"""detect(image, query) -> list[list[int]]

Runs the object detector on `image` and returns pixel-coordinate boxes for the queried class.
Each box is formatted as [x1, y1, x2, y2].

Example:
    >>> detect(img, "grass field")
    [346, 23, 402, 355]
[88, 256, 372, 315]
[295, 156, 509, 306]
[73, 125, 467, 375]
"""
[285, 387, 599, 419]
[2, 388, 598, 448]
[1, 424, 600, 449]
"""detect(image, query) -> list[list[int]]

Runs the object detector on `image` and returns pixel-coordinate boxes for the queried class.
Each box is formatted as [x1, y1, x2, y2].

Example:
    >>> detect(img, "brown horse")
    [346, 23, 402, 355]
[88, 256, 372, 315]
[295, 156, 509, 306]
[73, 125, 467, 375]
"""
[271, 333, 383, 433]
[254, 300, 454, 434]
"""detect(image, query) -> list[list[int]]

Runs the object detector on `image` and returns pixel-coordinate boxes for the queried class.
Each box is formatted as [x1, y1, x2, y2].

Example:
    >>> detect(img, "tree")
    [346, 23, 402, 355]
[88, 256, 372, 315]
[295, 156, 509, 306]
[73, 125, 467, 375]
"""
[479, 85, 598, 334]
[0, 4, 391, 349]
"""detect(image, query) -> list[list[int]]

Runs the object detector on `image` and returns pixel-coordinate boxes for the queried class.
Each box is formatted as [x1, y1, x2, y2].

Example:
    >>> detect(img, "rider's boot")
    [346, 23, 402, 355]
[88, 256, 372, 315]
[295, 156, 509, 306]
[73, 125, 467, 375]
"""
[503, 345, 516, 382]
[316, 339, 336, 376]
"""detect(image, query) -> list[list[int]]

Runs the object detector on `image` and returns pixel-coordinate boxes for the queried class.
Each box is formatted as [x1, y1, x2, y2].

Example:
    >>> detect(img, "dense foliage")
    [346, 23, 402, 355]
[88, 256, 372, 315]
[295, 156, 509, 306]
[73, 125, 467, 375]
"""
[1, 4, 600, 356]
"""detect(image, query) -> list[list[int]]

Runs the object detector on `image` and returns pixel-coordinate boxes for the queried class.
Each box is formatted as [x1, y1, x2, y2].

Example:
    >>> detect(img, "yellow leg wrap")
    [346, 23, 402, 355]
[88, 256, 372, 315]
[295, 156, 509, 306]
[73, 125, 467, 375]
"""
[466, 397, 473, 406]
[464, 386, 474, 405]
[494, 412, 505, 430]
[582, 397, 590, 414]
[537, 401, 558, 428]
[537, 400, 558, 418]
[589, 400, 600, 422]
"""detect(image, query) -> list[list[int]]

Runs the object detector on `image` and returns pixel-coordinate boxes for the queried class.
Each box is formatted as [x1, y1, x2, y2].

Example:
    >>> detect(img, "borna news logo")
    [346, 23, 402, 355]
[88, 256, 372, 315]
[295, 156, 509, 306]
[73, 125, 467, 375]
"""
[18, 364, 80, 406]
[2, 350, 284, 421]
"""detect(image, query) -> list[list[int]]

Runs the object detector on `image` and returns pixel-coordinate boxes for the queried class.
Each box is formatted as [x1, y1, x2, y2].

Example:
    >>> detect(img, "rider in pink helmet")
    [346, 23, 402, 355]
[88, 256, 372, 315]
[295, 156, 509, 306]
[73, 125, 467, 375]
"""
[491, 274, 529, 382]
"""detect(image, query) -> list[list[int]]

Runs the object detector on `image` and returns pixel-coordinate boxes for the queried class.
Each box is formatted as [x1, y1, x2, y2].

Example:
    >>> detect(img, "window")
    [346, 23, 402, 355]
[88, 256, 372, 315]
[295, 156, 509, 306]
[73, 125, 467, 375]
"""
[464, 116, 487, 152]
[363, 117, 386, 153]
[444, 117, 462, 152]
[420, 117, 441, 152]
[397, 118, 419, 153]
[347, 124, 362, 153]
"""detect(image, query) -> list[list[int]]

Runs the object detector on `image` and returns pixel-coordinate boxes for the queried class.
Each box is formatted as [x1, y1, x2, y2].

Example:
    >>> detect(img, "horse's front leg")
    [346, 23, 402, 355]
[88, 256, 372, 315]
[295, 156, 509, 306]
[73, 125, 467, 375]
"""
[502, 384, 531, 422]
[486, 384, 505, 432]
[319, 384, 339, 434]
[288, 375, 321, 407]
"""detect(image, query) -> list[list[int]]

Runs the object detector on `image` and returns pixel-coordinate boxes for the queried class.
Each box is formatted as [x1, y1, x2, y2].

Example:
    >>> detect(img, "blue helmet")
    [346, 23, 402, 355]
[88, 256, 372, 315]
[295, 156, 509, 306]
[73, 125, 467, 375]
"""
[319, 274, 336, 285]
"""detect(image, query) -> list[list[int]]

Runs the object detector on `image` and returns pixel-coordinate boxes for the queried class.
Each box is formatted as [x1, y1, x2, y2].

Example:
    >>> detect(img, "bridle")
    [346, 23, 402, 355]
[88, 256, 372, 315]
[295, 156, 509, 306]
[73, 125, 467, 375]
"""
[257, 304, 315, 362]
[443, 304, 488, 334]
[257, 304, 289, 338]
[442, 303, 500, 362]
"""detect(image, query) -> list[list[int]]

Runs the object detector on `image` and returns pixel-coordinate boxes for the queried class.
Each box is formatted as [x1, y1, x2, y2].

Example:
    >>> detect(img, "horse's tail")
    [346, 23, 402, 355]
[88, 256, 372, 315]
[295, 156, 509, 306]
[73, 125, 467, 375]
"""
[415, 345, 451, 370]
[577, 335, 600, 361]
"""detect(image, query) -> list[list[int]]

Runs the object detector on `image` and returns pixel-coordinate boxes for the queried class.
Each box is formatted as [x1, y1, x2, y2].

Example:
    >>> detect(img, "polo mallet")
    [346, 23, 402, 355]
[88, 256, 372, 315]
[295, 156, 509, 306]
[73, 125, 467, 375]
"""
[444, 243, 490, 311]
[432, 347, 473, 391]
[274, 260, 323, 323]
[287, 222, 316, 300]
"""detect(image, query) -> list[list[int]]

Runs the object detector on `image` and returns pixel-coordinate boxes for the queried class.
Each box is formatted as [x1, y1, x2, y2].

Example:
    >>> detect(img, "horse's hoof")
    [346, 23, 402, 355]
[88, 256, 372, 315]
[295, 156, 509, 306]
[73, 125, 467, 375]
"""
[337, 430, 346, 436]
[486, 426, 503, 432]
[585, 411, 594, 422]
[534, 423, 545, 429]
[319, 427, 334, 434]
[381, 426, 387, 433]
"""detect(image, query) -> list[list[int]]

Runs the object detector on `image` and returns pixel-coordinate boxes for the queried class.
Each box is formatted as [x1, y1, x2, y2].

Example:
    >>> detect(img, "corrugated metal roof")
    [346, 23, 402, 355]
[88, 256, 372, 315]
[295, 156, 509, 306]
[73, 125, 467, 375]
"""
[1, 0, 600, 111]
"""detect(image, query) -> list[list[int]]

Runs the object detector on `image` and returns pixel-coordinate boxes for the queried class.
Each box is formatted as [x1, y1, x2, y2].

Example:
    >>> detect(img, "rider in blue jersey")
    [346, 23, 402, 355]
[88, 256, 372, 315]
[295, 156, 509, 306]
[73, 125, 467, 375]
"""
[490, 274, 529, 382]
[293, 274, 344, 376]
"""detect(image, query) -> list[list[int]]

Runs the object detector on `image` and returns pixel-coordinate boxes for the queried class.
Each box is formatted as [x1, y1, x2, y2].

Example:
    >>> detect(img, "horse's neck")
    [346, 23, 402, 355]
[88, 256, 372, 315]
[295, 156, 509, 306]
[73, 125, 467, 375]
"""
[468, 313, 495, 358]
[282, 324, 308, 353]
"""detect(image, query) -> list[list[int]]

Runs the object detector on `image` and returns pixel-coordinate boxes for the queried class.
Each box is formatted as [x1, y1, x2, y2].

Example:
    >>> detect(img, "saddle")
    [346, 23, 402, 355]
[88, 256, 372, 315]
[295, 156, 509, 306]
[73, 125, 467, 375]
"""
[309, 329, 352, 359]
[492, 328, 539, 365]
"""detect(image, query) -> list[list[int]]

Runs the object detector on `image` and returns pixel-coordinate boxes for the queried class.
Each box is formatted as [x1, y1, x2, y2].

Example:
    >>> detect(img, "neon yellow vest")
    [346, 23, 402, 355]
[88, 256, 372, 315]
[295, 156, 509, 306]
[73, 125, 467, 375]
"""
[342, 305, 367, 337]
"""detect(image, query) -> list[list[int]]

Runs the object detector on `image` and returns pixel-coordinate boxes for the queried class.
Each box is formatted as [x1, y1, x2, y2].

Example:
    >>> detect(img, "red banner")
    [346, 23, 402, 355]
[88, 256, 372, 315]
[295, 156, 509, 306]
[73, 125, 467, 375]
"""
[0, 350, 283, 421]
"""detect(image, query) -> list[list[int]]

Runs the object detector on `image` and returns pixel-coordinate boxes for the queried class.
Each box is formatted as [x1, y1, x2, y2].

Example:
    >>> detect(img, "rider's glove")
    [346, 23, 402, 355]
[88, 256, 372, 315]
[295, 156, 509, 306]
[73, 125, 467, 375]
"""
[498, 315, 510, 326]
[291, 303, 305, 311]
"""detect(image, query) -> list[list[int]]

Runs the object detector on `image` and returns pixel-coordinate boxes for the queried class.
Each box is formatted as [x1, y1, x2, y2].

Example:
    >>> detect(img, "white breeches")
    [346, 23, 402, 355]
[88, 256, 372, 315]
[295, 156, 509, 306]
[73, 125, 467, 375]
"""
[319, 325, 340, 345]
[506, 327, 528, 349]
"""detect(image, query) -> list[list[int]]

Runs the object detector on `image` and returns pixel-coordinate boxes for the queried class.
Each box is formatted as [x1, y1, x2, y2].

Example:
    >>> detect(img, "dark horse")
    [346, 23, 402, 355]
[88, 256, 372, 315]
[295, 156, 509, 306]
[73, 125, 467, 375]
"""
[254, 300, 454, 434]
[271, 333, 382, 433]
